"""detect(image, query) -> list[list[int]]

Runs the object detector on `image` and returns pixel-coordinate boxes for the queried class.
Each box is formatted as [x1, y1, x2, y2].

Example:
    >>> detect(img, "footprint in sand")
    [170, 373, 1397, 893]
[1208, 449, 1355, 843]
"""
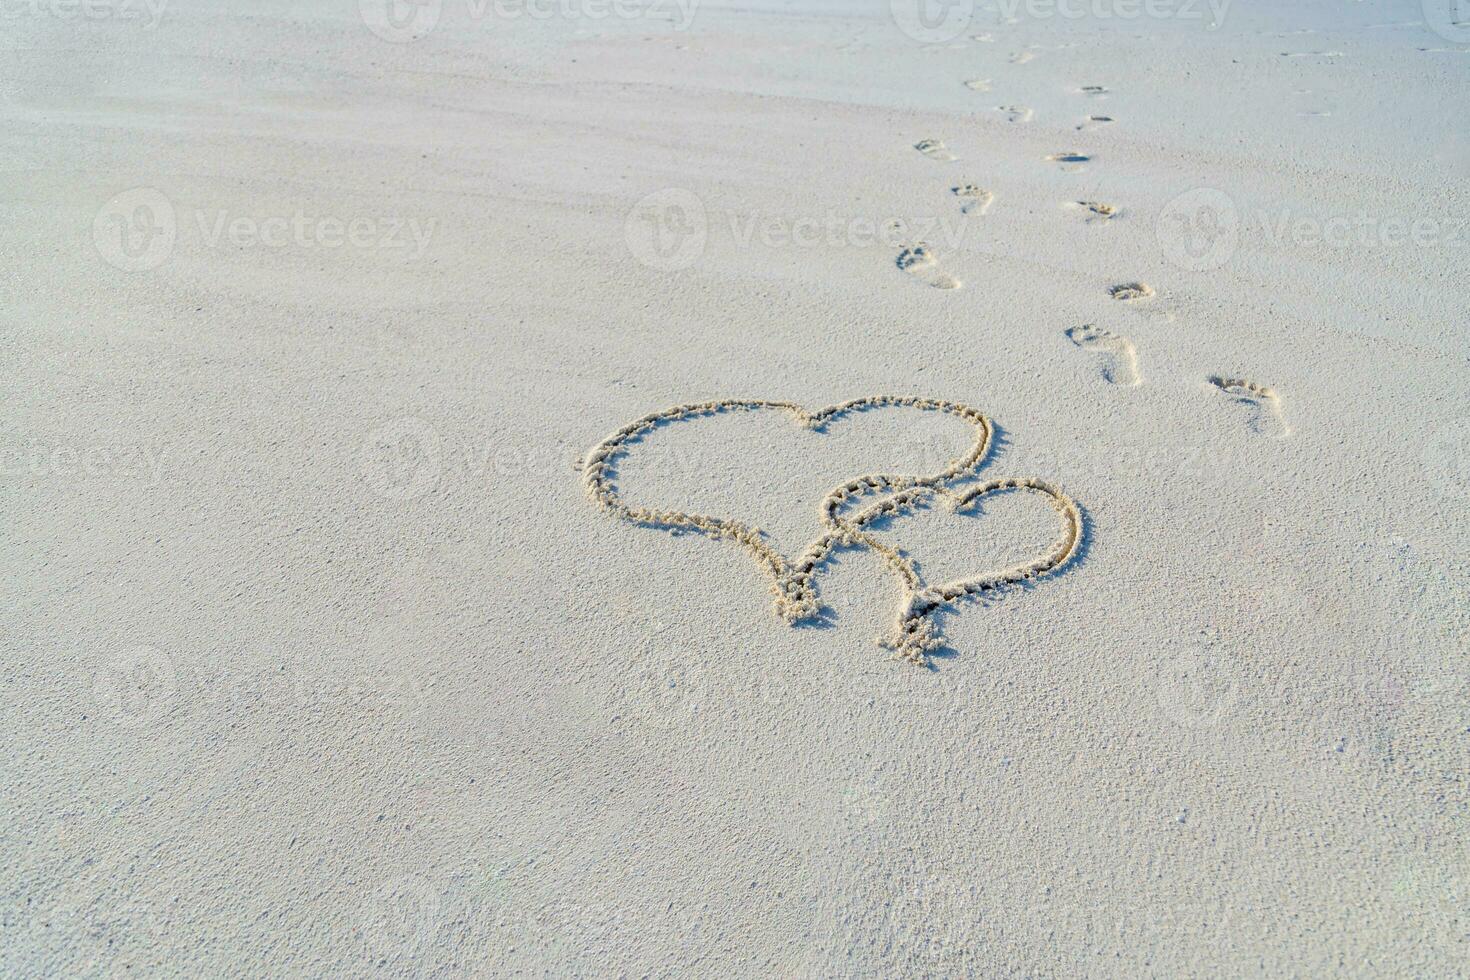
[1076, 114, 1114, 131]
[1071, 201, 1118, 223]
[896, 244, 961, 290]
[1109, 281, 1155, 301]
[1046, 151, 1091, 172]
[963, 78, 992, 91]
[1067, 325, 1140, 387]
[995, 105, 1034, 123]
[1010, 50, 1038, 64]
[1079, 85, 1109, 96]
[952, 185, 994, 215]
[1209, 377, 1289, 438]
[914, 138, 957, 161]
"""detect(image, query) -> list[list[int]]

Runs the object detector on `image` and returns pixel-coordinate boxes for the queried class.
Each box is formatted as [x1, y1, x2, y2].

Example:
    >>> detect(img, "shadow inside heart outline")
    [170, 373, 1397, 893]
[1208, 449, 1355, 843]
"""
[583, 397, 1081, 665]
[844, 478, 1083, 664]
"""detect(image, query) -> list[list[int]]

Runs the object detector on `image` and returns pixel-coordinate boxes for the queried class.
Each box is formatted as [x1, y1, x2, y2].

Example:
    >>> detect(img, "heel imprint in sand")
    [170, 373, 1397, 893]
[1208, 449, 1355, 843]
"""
[1208, 377, 1290, 438]
[896, 244, 962, 289]
[583, 398, 1083, 666]
[1066, 325, 1141, 387]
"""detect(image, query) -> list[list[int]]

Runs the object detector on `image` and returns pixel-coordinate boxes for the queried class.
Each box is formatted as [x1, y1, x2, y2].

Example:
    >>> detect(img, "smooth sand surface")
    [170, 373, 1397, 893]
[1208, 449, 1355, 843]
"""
[5, 0, 1468, 974]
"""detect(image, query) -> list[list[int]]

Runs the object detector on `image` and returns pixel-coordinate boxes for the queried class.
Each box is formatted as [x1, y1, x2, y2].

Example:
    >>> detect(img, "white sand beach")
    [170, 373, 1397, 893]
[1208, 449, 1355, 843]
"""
[5, 0, 1468, 974]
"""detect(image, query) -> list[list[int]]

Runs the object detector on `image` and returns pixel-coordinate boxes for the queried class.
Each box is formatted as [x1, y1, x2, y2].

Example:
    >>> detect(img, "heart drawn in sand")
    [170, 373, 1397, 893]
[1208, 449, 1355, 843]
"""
[582, 397, 1082, 665]
[845, 479, 1081, 662]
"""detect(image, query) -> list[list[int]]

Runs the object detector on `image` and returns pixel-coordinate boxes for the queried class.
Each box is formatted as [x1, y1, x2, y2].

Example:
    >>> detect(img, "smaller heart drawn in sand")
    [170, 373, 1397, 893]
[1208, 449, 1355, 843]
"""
[844, 479, 1082, 663]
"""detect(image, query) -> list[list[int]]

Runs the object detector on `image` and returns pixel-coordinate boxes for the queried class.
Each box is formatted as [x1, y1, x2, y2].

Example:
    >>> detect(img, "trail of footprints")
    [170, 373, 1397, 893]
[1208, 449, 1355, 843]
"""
[904, 72, 1288, 441]
[902, 78, 1286, 440]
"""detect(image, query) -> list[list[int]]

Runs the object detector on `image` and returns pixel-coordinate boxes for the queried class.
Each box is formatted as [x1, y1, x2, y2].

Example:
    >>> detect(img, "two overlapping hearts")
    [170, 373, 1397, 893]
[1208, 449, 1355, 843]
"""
[582, 396, 1082, 664]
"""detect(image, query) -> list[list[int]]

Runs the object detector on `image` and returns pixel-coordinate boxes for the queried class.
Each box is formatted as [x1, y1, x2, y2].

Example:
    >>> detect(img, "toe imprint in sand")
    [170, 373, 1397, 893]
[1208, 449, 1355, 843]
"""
[1076, 114, 1114, 130]
[963, 78, 992, 91]
[995, 105, 1034, 123]
[1066, 324, 1141, 386]
[1072, 201, 1118, 222]
[914, 139, 957, 161]
[1209, 377, 1290, 438]
[952, 185, 994, 215]
[1109, 281, 1155, 301]
[897, 244, 962, 289]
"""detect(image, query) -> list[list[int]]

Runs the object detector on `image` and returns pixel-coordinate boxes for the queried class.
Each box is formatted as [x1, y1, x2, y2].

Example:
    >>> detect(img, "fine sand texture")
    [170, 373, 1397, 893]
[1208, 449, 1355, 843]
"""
[5, 0, 1469, 975]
